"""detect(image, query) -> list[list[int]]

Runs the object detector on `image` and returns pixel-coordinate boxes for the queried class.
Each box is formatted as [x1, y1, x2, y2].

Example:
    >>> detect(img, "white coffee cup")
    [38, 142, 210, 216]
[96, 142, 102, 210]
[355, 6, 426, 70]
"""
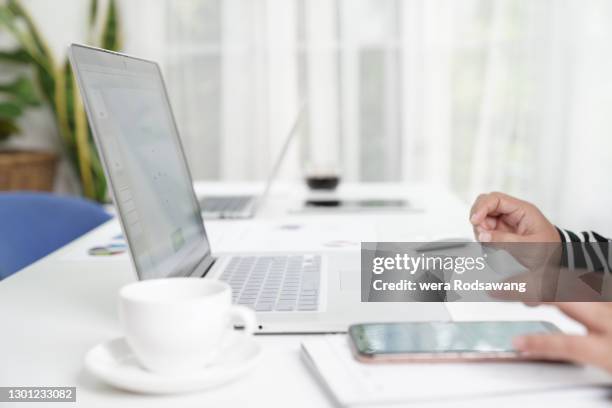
[118, 278, 256, 374]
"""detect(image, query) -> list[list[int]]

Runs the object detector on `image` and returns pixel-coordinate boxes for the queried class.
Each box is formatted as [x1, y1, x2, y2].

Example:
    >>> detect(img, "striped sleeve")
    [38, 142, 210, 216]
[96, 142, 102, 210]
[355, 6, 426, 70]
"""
[556, 227, 612, 273]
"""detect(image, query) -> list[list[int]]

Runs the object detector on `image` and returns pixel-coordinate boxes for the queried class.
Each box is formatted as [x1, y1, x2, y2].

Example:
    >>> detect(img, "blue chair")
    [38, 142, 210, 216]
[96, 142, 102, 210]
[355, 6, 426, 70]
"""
[0, 192, 111, 279]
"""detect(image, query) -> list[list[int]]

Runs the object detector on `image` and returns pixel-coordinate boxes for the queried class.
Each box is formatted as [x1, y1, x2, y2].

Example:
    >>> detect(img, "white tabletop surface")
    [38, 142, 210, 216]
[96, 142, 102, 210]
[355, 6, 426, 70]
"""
[1, 182, 610, 407]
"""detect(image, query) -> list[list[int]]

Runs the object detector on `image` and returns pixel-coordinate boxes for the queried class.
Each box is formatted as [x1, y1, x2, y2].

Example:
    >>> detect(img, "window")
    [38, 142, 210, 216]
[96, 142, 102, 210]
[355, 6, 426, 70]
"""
[125, 0, 612, 232]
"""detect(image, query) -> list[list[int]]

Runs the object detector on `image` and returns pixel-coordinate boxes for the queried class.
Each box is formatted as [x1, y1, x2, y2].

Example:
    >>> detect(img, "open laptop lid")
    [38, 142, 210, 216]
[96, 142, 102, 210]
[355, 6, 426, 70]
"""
[253, 103, 305, 213]
[70, 44, 213, 280]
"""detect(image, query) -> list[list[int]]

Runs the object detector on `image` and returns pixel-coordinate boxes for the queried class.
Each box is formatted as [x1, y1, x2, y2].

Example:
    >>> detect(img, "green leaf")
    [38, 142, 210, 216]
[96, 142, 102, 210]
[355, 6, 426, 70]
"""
[34, 61, 56, 106]
[101, 0, 121, 51]
[0, 5, 15, 25]
[0, 76, 42, 106]
[0, 7, 56, 105]
[88, 130, 108, 201]
[0, 49, 31, 64]
[2, 1, 55, 86]
[0, 7, 17, 35]
[63, 61, 76, 131]
[7, 0, 51, 59]
[89, 0, 98, 28]
[0, 101, 23, 119]
[0, 118, 21, 141]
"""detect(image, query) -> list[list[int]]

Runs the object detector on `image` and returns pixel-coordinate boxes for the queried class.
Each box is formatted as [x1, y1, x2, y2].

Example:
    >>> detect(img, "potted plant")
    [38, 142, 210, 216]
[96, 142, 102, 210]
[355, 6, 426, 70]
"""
[0, 0, 121, 201]
[0, 69, 58, 190]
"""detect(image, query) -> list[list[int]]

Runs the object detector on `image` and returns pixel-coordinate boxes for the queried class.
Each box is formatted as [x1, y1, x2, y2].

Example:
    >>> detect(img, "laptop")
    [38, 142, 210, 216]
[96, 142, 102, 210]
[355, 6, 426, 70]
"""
[199, 106, 304, 219]
[70, 44, 449, 333]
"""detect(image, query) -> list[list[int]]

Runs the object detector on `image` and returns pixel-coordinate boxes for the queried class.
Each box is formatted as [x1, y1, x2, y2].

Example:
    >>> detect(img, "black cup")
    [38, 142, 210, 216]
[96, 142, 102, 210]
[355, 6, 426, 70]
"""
[305, 174, 341, 190]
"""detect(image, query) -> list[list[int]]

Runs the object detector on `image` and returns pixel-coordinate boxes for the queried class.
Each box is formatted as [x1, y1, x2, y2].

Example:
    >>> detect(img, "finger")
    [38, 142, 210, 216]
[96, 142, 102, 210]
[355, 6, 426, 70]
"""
[470, 192, 523, 226]
[484, 216, 497, 230]
[513, 334, 611, 368]
[491, 217, 516, 233]
[545, 303, 612, 334]
[473, 217, 498, 235]
[500, 210, 530, 235]
[477, 228, 523, 243]
[470, 194, 494, 225]
[500, 213, 523, 229]
[473, 214, 515, 239]
[470, 194, 489, 225]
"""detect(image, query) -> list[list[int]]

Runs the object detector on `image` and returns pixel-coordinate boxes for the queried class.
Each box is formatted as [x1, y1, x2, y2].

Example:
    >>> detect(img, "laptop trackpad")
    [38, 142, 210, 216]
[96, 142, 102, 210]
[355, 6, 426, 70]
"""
[339, 269, 361, 292]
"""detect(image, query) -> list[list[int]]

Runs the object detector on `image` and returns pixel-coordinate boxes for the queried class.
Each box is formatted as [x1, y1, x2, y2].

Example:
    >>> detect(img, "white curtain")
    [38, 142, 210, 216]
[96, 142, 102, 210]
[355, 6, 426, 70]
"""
[120, 0, 612, 234]
[464, 0, 612, 234]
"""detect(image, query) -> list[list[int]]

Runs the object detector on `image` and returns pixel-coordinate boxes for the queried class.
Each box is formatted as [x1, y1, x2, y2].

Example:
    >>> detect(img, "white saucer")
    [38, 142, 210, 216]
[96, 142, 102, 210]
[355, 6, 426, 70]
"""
[84, 333, 262, 394]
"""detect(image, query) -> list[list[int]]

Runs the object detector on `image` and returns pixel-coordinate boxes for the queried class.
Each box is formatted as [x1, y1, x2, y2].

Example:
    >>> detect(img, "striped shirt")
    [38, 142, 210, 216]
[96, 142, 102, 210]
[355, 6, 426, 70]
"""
[556, 227, 612, 273]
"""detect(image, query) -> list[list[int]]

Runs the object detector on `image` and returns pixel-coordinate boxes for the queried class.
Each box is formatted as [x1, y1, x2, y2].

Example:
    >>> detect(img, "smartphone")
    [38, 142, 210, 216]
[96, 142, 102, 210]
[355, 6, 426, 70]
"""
[348, 321, 561, 363]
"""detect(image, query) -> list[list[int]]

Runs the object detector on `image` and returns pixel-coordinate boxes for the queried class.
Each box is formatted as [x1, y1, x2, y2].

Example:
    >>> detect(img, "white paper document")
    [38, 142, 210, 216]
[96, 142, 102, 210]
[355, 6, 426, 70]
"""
[301, 335, 610, 407]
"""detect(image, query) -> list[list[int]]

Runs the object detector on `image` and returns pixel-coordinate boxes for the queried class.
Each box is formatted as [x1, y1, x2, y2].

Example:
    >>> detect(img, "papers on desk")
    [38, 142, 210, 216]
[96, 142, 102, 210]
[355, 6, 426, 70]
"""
[301, 335, 610, 407]
[58, 224, 129, 261]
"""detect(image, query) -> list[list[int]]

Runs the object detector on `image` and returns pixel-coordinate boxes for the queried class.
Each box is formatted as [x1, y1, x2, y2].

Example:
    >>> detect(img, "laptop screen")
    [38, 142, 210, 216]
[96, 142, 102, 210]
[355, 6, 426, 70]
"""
[70, 44, 211, 280]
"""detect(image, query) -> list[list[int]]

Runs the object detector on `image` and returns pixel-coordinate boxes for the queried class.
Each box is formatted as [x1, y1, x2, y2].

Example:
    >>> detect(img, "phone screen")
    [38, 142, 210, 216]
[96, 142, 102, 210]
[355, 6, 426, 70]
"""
[349, 321, 559, 356]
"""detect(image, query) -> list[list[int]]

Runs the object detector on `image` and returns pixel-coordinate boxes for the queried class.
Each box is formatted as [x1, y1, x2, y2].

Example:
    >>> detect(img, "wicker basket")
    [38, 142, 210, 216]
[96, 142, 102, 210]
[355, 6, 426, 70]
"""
[0, 150, 58, 192]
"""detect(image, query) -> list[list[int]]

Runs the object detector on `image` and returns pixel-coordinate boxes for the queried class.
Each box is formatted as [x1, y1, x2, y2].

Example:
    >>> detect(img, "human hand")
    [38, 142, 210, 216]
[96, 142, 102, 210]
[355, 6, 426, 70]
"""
[513, 303, 612, 373]
[469, 192, 560, 243]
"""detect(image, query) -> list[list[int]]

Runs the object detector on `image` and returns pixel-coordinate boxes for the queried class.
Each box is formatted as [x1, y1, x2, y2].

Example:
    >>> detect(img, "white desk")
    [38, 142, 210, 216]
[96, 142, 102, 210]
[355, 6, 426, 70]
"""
[1, 182, 610, 407]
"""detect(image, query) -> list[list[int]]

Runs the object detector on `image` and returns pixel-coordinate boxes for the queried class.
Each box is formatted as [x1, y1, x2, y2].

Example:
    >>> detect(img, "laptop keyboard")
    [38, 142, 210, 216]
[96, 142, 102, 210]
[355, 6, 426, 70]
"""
[219, 255, 321, 312]
[199, 196, 254, 213]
